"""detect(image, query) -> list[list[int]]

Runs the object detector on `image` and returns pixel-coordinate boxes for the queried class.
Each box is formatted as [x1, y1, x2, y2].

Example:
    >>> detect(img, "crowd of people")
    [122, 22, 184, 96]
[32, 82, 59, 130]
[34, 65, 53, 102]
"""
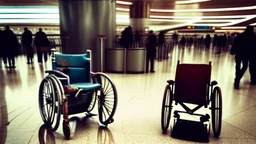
[0, 26, 51, 68]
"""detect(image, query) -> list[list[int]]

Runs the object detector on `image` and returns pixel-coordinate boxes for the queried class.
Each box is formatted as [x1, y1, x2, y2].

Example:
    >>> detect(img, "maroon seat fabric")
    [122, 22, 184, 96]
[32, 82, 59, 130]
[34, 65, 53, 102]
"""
[174, 63, 211, 105]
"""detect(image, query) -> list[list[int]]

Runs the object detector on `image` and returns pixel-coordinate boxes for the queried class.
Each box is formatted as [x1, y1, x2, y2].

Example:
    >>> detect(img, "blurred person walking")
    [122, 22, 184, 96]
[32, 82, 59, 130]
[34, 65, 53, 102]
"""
[34, 28, 50, 63]
[2, 26, 19, 68]
[230, 26, 254, 89]
[22, 27, 34, 64]
[0, 29, 5, 67]
[248, 26, 256, 85]
[146, 30, 157, 73]
[158, 31, 165, 61]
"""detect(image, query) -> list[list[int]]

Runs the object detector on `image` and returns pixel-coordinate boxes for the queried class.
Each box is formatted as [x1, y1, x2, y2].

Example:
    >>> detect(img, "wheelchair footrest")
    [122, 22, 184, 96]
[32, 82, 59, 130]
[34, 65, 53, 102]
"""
[171, 119, 209, 142]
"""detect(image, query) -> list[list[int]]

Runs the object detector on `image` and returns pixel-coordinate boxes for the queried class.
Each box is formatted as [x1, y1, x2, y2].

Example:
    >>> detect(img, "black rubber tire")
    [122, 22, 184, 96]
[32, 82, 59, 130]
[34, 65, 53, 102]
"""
[47, 75, 62, 132]
[92, 73, 118, 126]
[39, 77, 56, 128]
[63, 122, 71, 140]
[161, 85, 173, 133]
[211, 86, 222, 138]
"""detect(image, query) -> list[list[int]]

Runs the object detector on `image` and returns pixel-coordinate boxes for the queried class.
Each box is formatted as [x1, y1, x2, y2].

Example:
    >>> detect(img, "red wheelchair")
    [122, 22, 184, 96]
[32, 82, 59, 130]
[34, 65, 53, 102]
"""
[161, 61, 222, 141]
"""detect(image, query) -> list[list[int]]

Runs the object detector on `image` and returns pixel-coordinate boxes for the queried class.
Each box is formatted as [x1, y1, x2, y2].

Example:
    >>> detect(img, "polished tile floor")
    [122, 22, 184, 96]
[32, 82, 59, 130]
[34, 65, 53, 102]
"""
[1, 46, 256, 144]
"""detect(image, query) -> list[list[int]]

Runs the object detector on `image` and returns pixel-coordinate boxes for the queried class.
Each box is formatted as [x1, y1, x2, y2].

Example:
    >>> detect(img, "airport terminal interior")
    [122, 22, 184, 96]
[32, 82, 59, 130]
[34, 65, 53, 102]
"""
[1, 0, 256, 144]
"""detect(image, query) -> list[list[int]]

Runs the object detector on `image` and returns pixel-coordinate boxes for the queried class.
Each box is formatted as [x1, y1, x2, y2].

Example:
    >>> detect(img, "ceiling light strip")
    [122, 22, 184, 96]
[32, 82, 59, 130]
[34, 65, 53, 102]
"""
[221, 27, 246, 29]
[0, 9, 59, 13]
[250, 22, 256, 26]
[150, 15, 256, 19]
[175, 0, 211, 5]
[116, 1, 132, 5]
[0, 14, 59, 18]
[116, 8, 130, 11]
[190, 15, 256, 27]
[0, 14, 129, 19]
[150, 19, 233, 22]
[0, 19, 59, 23]
[150, 5, 256, 12]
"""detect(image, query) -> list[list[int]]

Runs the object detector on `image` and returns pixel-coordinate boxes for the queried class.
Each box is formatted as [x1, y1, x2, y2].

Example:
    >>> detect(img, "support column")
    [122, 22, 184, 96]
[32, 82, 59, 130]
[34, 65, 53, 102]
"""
[58, 0, 116, 71]
[129, 0, 150, 35]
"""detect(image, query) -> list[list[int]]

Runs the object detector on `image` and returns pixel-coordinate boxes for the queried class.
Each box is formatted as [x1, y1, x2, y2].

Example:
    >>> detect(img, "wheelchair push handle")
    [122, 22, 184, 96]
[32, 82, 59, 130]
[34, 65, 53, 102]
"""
[86, 50, 92, 71]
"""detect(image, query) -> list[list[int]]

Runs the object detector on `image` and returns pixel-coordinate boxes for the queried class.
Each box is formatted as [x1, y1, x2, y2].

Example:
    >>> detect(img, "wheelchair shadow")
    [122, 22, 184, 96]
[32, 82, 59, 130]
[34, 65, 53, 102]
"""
[170, 119, 209, 143]
[38, 114, 115, 143]
[38, 124, 56, 144]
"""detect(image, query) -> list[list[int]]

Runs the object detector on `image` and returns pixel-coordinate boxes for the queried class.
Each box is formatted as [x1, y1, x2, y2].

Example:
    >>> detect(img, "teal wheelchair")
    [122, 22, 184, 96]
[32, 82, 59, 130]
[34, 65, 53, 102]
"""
[38, 51, 118, 139]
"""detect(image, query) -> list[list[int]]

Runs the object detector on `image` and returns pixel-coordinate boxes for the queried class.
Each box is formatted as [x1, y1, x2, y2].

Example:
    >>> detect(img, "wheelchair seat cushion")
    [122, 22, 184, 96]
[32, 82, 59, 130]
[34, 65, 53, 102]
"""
[70, 82, 101, 91]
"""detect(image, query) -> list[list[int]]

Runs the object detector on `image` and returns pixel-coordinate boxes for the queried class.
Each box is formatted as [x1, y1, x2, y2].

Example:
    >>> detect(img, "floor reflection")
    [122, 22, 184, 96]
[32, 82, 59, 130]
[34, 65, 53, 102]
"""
[38, 114, 115, 144]
[0, 86, 8, 144]
[38, 124, 55, 144]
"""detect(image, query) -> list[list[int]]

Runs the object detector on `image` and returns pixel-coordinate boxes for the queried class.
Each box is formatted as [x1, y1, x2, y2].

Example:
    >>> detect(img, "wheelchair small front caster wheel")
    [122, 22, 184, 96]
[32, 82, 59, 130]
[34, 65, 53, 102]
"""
[63, 123, 71, 140]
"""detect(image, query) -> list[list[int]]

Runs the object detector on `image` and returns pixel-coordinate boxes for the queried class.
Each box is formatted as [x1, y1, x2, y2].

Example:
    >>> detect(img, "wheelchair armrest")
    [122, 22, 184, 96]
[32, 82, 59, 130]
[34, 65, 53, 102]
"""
[211, 80, 218, 86]
[167, 80, 175, 85]
[45, 70, 70, 85]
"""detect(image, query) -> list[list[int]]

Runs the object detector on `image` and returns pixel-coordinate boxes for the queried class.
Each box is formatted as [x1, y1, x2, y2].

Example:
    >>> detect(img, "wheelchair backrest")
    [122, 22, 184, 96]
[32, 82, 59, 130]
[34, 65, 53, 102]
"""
[54, 53, 90, 84]
[175, 63, 211, 105]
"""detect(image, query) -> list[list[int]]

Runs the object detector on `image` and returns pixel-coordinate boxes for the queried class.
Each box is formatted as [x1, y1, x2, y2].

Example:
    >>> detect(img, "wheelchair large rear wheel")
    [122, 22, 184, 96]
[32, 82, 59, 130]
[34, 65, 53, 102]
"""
[211, 86, 222, 138]
[161, 85, 173, 133]
[92, 73, 118, 126]
[47, 75, 62, 131]
[39, 78, 56, 129]
[39, 76, 61, 132]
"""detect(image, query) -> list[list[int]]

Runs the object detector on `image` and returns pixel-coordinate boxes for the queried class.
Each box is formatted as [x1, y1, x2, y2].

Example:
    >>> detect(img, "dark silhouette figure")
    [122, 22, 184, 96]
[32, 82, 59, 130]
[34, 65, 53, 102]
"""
[0, 29, 5, 66]
[128, 26, 133, 48]
[22, 27, 33, 64]
[172, 32, 178, 46]
[213, 34, 218, 48]
[158, 31, 165, 60]
[216, 34, 227, 54]
[180, 36, 186, 48]
[205, 34, 211, 49]
[34, 28, 50, 63]
[248, 27, 256, 85]
[230, 26, 255, 89]
[120, 27, 130, 48]
[2, 26, 19, 68]
[146, 30, 157, 73]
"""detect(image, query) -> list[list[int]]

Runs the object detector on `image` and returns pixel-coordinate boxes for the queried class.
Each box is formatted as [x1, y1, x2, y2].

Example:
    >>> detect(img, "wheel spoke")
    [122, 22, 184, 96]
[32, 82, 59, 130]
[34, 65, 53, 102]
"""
[102, 105, 107, 121]
[102, 104, 111, 117]
[104, 86, 113, 96]
[103, 102, 113, 111]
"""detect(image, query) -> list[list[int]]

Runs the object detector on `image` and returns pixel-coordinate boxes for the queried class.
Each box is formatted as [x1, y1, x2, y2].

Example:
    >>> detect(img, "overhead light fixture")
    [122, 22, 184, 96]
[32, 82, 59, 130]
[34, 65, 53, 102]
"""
[190, 15, 256, 27]
[0, 8, 58, 13]
[116, 8, 130, 11]
[150, 19, 233, 22]
[150, 5, 256, 12]
[0, 14, 59, 18]
[0, 19, 59, 24]
[116, 1, 132, 5]
[250, 22, 256, 26]
[150, 15, 256, 19]
[175, 0, 210, 5]
[221, 27, 246, 29]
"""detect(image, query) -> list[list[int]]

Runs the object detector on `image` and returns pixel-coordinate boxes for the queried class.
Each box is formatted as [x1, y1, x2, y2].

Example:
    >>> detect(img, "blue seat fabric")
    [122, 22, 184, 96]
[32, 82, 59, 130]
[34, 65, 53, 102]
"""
[54, 53, 101, 91]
